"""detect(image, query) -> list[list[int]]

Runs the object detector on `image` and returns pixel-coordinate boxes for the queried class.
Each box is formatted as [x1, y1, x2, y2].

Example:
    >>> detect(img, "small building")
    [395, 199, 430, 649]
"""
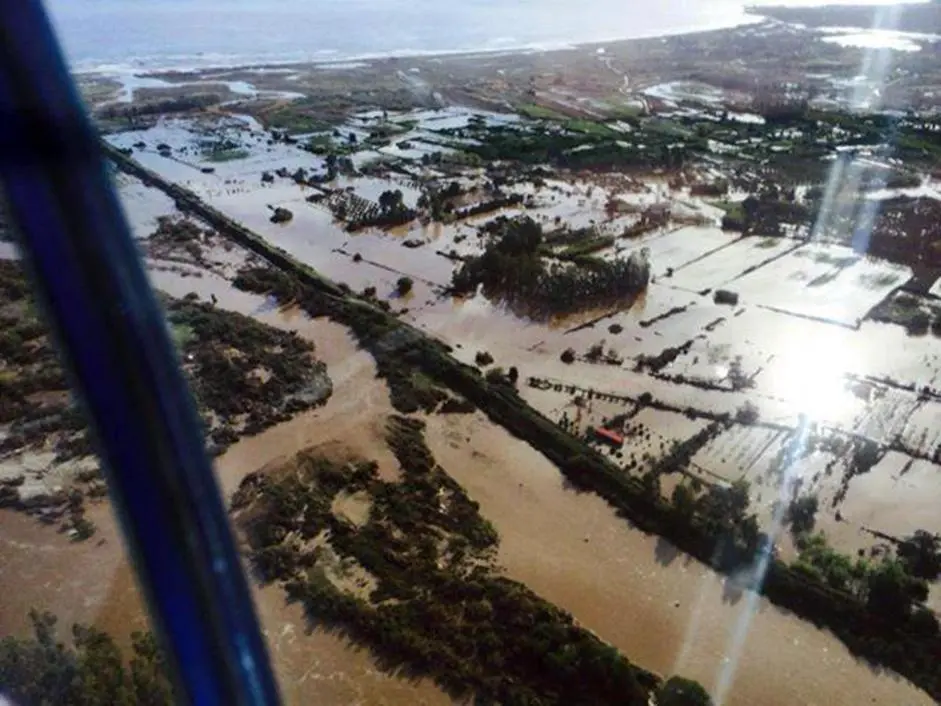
[593, 427, 624, 447]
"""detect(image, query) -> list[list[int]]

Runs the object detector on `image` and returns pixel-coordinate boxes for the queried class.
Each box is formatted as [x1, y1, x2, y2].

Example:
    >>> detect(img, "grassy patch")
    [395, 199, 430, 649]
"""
[559, 235, 616, 259]
[205, 148, 250, 162]
[565, 118, 616, 137]
[263, 104, 335, 134]
[714, 200, 745, 222]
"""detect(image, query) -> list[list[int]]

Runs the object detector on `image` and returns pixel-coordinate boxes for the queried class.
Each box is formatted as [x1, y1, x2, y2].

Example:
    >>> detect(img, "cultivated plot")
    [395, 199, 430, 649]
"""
[624, 226, 736, 277]
[631, 407, 712, 447]
[899, 400, 941, 458]
[732, 244, 910, 326]
[840, 455, 941, 539]
[850, 386, 919, 445]
[692, 424, 786, 483]
[668, 236, 801, 292]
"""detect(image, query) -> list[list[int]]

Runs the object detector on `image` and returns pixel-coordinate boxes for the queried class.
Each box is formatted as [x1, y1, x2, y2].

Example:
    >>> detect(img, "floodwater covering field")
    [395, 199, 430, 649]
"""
[3, 104, 916, 701]
[103, 108, 941, 555]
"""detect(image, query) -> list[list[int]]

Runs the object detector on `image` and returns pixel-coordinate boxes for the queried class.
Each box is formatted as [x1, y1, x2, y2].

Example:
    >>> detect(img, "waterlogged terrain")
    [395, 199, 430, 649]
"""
[8, 23, 941, 703]
[92, 101, 941, 699]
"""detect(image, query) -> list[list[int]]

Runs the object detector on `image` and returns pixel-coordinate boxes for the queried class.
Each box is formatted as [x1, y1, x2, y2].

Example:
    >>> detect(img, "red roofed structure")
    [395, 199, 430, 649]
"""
[593, 427, 624, 447]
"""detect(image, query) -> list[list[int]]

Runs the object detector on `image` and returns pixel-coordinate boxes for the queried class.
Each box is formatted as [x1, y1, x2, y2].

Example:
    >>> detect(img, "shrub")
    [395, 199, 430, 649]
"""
[72, 516, 96, 541]
[561, 348, 576, 364]
[657, 676, 714, 706]
[714, 289, 739, 306]
[396, 277, 414, 296]
[270, 207, 294, 224]
[475, 351, 494, 366]
[485, 367, 506, 385]
[735, 402, 760, 424]
[787, 495, 819, 535]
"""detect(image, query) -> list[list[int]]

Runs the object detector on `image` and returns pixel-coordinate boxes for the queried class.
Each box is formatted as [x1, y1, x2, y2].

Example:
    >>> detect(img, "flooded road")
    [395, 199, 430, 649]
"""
[425, 412, 934, 706]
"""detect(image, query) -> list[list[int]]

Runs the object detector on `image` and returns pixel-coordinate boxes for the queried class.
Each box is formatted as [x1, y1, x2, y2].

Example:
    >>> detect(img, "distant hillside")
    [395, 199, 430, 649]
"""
[751, 2, 941, 34]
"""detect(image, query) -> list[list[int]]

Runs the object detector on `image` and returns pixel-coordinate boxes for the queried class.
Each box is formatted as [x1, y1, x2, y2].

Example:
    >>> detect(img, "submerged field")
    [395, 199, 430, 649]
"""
[99, 102, 941, 576]
[6, 54, 941, 704]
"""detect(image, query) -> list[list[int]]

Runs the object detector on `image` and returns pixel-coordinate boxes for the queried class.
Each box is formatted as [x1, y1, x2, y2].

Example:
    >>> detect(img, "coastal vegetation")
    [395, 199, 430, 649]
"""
[0, 259, 332, 513]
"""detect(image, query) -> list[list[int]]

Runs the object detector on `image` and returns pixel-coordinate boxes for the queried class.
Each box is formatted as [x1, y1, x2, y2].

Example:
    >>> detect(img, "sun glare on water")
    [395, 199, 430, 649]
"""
[767, 343, 859, 423]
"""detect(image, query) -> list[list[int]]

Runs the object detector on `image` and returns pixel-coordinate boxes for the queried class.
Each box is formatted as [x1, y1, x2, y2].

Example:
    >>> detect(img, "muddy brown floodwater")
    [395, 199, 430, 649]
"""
[424, 412, 934, 706]
[0, 309, 451, 706]
[0, 261, 933, 705]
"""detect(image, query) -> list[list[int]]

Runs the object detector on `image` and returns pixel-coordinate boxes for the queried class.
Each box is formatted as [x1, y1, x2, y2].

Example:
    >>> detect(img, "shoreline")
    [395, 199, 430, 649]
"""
[74, 13, 766, 79]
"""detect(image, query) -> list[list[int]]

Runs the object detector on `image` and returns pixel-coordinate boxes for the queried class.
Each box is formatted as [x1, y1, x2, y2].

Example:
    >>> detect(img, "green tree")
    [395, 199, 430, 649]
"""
[379, 189, 406, 216]
[485, 367, 506, 385]
[72, 624, 134, 703]
[128, 632, 174, 706]
[787, 494, 819, 536]
[671, 484, 695, 518]
[0, 611, 173, 706]
[866, 559, 924, 620]
[0, 610, 77, 706]
[395, 277, 414, 297]
[657, 676, 714, 706]
[898, 530, 941, 580]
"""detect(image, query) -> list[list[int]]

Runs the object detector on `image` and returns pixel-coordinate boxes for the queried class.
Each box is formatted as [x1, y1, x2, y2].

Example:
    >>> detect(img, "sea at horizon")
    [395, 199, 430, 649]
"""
[43, 0, 910, 76]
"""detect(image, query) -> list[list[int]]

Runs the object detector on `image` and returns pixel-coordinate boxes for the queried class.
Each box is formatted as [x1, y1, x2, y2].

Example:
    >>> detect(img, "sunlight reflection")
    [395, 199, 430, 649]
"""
[767, 343, 857, 423]
[708, 7, 903, 699]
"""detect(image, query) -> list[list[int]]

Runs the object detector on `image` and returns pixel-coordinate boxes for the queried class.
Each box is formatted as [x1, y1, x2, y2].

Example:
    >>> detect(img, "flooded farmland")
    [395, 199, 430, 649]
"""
[7, 94, 941, 705]
[0, 285, 454, 706]
[425, 412, 934, 706]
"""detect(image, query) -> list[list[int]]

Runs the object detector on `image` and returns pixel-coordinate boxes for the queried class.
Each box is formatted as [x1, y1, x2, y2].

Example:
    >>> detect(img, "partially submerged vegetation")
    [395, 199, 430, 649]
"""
[234, 259, 941, 700]
[93, 72, 941, 701]
[0, 611, 173, 706]
[451, 216, 650, 317]
[0, 260, 332, 515]
[233, 415, 673, 705]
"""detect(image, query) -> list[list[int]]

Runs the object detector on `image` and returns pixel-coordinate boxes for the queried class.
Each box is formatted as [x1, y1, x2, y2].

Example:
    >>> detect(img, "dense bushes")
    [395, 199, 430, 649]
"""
[451, 217, 650, 316]
[0, 260, 333, 500]
[236, 418, 661, 705]
[657, 676, 714, 706]
[395, 276, 413, 296]
[0, 611, 173, 706]
[164, 297, 332, 444]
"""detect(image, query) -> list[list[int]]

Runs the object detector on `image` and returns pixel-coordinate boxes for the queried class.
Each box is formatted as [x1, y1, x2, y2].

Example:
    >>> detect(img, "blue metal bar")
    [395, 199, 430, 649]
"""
[0, 4, 282, 705]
